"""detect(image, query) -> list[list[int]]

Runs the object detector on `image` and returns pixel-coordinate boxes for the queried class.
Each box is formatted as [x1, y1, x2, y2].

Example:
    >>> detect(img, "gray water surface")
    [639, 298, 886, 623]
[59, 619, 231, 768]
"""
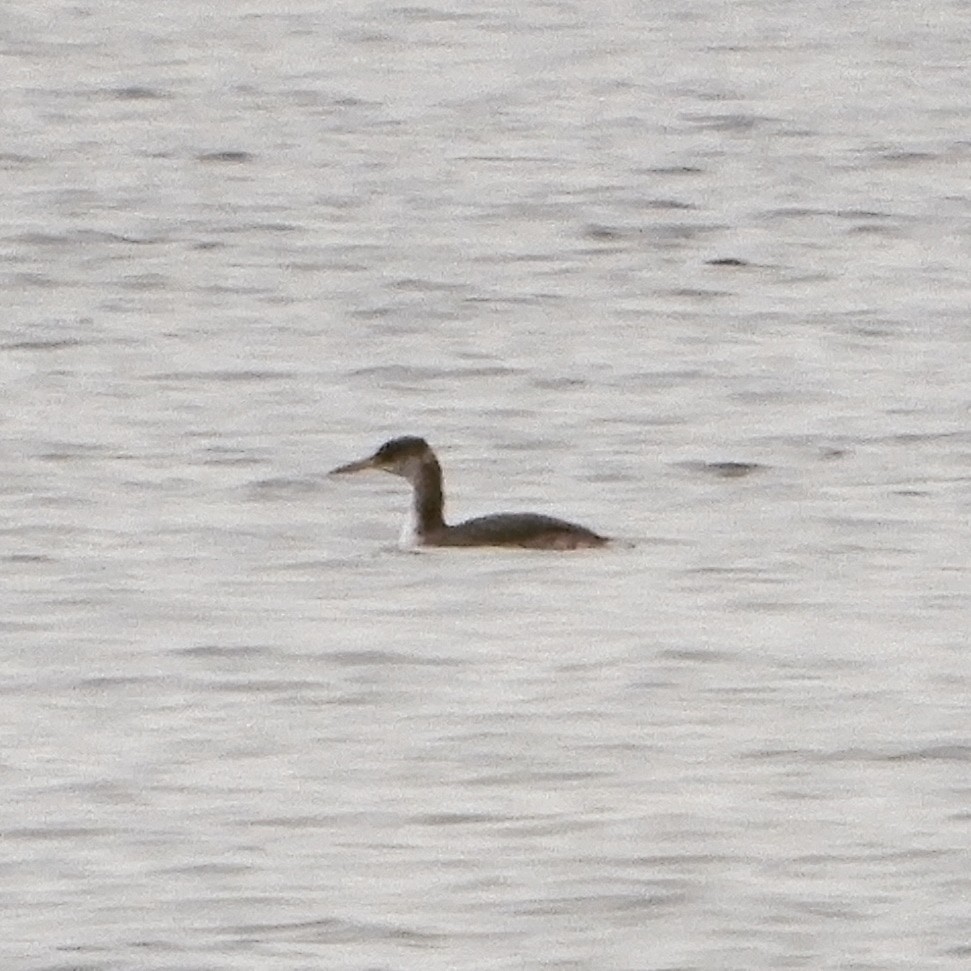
[2, 1, 969, 968]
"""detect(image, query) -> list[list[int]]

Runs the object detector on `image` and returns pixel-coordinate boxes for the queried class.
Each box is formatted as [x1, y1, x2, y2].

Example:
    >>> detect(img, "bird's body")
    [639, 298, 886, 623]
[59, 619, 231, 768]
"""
[330, 436, 607, 551]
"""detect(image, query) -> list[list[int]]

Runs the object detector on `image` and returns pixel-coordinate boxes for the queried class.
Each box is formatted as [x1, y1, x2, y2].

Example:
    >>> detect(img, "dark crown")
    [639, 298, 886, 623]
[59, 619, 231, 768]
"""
[374, 436, 431, 462]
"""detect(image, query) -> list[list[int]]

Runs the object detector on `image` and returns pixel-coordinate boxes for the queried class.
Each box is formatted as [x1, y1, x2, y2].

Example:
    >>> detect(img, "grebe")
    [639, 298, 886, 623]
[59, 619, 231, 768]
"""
[330, 437, 608, 550]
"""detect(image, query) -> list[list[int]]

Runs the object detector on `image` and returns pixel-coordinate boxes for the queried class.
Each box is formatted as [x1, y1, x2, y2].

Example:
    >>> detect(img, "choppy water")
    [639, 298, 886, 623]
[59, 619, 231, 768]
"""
[2, 1, 969, 968]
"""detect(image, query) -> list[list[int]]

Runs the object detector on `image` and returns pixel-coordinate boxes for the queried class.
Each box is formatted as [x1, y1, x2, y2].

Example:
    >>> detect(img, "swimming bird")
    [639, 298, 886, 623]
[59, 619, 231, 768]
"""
[330, 436, 607, 550]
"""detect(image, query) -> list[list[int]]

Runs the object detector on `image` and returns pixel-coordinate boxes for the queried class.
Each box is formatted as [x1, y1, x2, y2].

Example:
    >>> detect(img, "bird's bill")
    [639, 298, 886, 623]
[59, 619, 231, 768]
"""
[329, 454, 379, 476]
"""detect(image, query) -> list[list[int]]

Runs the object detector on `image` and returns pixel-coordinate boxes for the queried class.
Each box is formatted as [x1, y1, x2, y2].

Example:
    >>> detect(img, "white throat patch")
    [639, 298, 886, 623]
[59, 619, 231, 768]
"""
[398, 506, 420, 549]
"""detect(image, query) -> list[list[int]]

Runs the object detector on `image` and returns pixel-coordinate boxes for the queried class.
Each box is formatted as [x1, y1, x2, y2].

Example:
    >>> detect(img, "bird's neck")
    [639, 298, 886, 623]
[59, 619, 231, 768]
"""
[410, 455, 445, 535]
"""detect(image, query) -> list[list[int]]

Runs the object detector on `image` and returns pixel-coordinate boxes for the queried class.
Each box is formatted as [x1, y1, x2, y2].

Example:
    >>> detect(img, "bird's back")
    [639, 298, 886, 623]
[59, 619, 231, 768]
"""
[426, 513, 606, 550]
